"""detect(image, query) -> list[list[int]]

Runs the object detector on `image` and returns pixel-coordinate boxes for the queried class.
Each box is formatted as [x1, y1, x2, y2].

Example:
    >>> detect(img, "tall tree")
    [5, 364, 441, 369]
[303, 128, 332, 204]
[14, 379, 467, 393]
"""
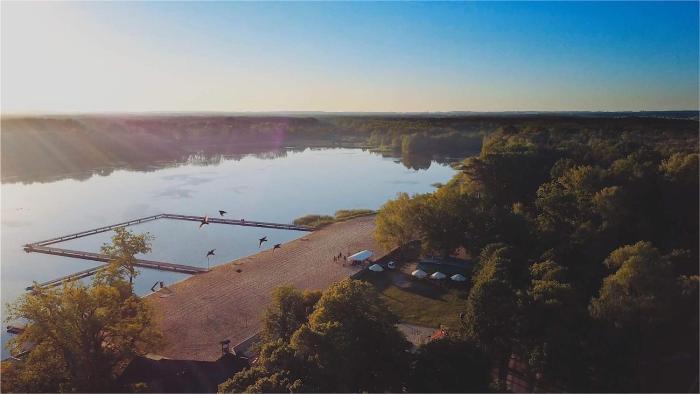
[408, 337, 491, 393]
[588, 241, 695, 392]
[291, 279, 411, 392]
[100, 227, 154, 285]
[463, 243, 522, 375]
[261, 286, 321, 343]
[375, 192, 425, 250]
[2, 231, 161, 393]
[221, 279, 411, 393]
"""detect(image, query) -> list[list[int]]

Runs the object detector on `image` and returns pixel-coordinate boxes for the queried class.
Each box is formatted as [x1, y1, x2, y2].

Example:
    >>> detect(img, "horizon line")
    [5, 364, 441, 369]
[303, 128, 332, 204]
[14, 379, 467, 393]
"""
[2, 109, 699, 118]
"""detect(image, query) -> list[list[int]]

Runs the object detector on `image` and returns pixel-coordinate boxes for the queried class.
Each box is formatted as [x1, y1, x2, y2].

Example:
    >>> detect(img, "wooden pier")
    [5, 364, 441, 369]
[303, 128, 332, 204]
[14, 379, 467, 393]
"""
[25, 245, 209, 274]
[25, 263, 108, 291]
[22, 213, 314, 291]
[30, 214, 164, 247]
[161, 213, 314, 232]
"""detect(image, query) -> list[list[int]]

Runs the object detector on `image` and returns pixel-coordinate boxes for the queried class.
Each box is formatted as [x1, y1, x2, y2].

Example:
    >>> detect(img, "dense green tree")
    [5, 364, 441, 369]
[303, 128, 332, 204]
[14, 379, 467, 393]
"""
[407, 337, 491, 393]
[218, 340, 308, 393]
[221, 279, 411, 393]
[291, 279, 411, 392]
[463, 244, 521, 366]
[375, 192, 425, 250]
[589, 241, 676, 327]
[587, 241, 698, 392]
[414, 187, 473, 256]
[261, 286, 321, 342]
[100, 227, 154, 285]
[2, 231, 161, 393]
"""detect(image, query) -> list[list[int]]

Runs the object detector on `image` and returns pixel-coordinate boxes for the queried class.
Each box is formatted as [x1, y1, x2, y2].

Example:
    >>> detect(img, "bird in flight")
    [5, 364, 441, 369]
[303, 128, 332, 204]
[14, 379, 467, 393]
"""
[272, 243, 281, 251]
[219, 210, 227, 217]
[206, 249, 216, 259]
[199, 215, 210, 229]
[258, 236, 268, 248]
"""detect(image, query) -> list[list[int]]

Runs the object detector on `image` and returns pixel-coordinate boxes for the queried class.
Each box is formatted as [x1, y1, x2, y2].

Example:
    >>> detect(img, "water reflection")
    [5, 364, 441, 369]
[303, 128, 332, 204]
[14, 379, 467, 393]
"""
[2, 144, 463, 185]
[2, 146, 297, 185]
[2, 148, 457, 357]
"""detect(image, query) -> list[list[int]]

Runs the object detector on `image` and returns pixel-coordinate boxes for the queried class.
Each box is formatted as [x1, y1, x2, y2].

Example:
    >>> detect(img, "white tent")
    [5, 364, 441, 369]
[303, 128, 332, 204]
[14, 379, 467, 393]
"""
[369, 264, 384, 272]
[348, 250, 373, 262]
[387, 261, 396, 269]
[430, 271, 447, 280]
[450, 273, 467, 282]
[411, 269, 428, 279]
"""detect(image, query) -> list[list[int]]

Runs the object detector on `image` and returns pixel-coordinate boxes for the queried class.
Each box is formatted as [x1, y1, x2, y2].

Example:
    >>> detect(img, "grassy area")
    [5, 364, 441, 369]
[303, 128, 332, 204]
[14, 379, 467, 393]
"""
[334, 209, 375, 221]
[293, 209, 376, 229]
[357, 270, 470, 330]
[292, 214, 335, 228]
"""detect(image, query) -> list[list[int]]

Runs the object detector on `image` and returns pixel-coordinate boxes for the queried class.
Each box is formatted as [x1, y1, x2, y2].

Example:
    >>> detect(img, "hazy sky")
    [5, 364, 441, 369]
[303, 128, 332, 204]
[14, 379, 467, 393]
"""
[2, 1, 698, 113]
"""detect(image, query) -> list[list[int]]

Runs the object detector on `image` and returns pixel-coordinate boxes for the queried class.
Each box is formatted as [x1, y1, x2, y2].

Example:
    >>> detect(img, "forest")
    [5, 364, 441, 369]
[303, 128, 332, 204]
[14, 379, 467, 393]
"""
[220, 119, 698, 392]
[3, 113, 696, 183]
[1, 116, 698, 392]
[372, 122, 699, 391]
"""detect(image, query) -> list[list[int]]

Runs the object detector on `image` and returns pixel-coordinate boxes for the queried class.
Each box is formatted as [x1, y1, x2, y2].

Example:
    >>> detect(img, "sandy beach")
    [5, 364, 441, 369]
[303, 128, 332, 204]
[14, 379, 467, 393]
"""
[146, 215, 381, 361]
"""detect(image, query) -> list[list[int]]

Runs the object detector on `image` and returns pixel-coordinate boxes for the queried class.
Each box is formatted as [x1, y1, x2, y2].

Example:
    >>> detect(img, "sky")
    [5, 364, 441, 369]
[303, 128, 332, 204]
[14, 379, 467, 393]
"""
[1, 1, 698, 114]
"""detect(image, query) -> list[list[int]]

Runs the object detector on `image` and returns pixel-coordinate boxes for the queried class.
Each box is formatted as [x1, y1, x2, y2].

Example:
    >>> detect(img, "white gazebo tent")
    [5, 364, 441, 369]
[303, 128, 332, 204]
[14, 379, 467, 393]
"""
[450, 273, 467, 282]
[430, 271, 447, 280]
[348, 250, 373, 262]
[411, 269, 428, 279]
[369, 264, 384, 272]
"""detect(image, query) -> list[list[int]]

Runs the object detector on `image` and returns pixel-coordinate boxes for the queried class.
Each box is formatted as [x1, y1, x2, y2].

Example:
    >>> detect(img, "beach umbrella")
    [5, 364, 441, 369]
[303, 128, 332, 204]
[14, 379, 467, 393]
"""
[412, 269, 428, 279]
[430, 271, 447, 280]
[369, 264, 384, 272]
[450, 273, 467, 282]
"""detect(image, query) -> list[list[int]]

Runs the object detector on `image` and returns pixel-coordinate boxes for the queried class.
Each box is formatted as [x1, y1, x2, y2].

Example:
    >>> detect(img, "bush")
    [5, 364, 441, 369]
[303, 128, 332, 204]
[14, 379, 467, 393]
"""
[334, 209, 375, 221]
[293, 209, 375, 229]
[292, 214, 335, 228]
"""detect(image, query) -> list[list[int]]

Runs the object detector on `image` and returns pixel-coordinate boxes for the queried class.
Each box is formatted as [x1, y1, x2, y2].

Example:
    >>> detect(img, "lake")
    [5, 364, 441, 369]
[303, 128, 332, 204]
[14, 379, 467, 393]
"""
[1, 147, 456, 356]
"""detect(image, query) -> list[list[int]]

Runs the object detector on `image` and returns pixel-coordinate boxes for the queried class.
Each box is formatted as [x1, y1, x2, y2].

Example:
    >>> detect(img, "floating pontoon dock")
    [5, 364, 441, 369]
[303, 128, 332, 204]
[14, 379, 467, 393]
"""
[23, 213, 314, 290]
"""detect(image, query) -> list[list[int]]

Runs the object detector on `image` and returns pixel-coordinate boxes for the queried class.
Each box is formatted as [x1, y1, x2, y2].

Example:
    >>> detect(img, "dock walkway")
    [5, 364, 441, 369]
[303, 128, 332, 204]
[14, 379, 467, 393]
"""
[23, 213, 313, 290]
[161, 214, 313, 232]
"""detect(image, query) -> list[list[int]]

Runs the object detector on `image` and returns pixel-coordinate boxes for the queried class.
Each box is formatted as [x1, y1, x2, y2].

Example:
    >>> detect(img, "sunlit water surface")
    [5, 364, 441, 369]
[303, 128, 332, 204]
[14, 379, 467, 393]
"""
[1, 148, 456, 356]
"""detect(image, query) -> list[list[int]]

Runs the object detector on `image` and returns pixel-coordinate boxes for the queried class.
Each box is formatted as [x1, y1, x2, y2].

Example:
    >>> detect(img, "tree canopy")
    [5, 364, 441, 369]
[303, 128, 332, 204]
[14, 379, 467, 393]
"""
[373, 122, 698, 391]
[220, 279, 412, 393]
[2, 229, 161, 393]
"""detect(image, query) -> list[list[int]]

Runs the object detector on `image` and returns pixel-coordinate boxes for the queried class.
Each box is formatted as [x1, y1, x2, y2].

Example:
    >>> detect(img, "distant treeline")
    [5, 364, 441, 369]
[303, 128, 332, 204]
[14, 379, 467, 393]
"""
[2, 114, 697, 183]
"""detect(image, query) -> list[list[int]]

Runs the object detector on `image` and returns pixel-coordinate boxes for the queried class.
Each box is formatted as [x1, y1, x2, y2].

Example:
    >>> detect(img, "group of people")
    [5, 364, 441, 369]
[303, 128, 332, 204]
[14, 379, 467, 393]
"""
[333, 252, 347, 264]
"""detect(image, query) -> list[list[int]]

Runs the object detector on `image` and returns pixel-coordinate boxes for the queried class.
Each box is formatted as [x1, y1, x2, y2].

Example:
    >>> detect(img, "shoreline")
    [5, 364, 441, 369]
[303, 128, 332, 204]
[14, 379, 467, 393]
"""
[146, 214, 383, 361]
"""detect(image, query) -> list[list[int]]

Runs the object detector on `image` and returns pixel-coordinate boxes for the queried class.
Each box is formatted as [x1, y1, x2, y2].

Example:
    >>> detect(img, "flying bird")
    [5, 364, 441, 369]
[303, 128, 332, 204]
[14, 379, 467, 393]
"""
[272, 243, 281, 251]
[206, 249, 216, 258]
[219, 210, 227, 217]
[258, 236, 268, 248]
[199, 215, 210, 229]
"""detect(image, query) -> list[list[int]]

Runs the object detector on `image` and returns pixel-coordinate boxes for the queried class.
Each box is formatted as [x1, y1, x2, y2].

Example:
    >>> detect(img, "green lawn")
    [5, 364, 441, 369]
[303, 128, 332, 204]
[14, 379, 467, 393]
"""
[357, 270, 470, 330]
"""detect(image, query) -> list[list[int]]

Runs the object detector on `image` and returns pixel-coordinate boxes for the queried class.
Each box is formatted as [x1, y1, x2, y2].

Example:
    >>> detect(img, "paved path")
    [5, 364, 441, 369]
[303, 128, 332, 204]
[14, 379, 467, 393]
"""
[147, 215, 380, 361]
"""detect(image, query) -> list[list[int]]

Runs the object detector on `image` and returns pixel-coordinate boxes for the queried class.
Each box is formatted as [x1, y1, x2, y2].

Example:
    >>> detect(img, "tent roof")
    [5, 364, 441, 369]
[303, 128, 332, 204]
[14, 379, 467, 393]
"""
[348, 250, 373, 261]
[368, 264, 384, 272]
[450, 274, 467, 282]
[430, 271, 447, 279]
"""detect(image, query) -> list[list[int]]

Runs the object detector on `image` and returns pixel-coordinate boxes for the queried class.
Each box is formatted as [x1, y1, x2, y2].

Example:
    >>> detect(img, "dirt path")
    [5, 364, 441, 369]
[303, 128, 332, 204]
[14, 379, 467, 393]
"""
[147, 215, 380, 361]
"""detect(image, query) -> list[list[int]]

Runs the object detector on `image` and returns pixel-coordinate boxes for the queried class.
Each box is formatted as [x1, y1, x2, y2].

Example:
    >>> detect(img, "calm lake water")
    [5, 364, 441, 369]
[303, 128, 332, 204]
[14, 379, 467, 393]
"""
[1, 148, 456, 355]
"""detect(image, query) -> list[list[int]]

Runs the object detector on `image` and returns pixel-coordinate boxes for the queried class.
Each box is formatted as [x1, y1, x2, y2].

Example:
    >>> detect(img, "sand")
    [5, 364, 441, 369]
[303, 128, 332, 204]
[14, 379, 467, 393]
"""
[147, 215, 380, 361]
